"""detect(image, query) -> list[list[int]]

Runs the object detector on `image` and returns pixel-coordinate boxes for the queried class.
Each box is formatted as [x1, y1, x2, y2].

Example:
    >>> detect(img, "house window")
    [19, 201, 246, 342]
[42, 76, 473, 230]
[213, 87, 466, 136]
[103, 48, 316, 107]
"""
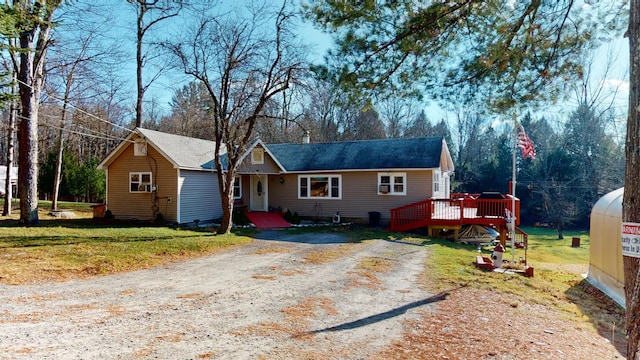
[378, 172, 406, 195]
[251, 148, 264, 164]
[433, 171, 441, 193]
[130, 172, 152, 193]
[134, 141, 147, 156]
[298, 175, 341, 199]
[233, 176, 242, 199]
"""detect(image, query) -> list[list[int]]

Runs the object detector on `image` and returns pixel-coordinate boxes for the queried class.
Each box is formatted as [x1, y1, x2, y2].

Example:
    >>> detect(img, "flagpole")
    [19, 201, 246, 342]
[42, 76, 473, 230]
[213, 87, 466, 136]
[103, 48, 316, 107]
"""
[511, 115, 517, 265]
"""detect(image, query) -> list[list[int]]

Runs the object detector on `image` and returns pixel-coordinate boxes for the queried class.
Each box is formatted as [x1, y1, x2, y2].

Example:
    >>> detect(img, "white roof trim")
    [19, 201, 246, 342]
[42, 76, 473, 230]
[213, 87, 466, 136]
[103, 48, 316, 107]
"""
[440, 138, 455, 174]
[97, 131, 136, 170]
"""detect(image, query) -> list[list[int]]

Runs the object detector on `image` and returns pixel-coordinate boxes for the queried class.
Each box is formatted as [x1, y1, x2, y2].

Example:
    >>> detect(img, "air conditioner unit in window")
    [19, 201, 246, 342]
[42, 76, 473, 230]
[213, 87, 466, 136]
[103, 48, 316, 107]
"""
[379, 184, 390, 193]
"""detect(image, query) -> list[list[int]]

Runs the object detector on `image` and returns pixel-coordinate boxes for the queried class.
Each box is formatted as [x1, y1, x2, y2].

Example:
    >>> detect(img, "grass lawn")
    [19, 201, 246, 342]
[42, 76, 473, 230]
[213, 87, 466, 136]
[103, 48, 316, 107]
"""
[0, 200, 253, 284]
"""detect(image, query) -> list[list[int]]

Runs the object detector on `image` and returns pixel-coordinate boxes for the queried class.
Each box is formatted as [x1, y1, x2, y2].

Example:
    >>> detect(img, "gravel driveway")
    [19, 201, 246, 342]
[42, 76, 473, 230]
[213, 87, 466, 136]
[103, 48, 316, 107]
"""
[0, 230, 435, 359]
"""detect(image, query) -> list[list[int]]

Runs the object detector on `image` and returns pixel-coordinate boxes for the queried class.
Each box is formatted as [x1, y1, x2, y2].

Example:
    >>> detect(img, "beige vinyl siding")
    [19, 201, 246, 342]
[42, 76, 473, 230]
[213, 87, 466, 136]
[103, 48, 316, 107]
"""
[105, 143, 178, 222]
[178, 170, 222, 223]
[238, 147, 281, 174]
[267, 170, 434, 225]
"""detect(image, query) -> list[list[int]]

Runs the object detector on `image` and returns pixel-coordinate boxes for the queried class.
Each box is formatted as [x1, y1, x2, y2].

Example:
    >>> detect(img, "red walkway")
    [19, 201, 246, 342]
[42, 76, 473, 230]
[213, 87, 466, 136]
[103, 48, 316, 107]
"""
[245, 212, 291, 229]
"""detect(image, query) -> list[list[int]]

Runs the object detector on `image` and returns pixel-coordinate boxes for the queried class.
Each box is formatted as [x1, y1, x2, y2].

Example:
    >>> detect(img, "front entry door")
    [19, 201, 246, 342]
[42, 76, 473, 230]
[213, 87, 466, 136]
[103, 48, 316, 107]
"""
[250, 175, 268, 211]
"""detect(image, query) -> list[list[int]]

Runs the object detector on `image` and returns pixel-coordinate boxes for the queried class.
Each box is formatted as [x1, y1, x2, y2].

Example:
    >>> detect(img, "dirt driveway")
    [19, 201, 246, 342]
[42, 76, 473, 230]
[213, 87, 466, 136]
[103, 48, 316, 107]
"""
[0, 230, 436, 359]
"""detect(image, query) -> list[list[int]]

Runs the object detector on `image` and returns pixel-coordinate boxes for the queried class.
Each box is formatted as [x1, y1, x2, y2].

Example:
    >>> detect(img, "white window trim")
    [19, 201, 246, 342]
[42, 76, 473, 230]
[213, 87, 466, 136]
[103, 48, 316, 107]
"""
[433, 170, 441, 195]
[378, 172, 406, 196]
[129, 172, 153, 193]
[233, 176, 242, 199]
[251, 148, 264, 164]
[298, 174, 342, 200]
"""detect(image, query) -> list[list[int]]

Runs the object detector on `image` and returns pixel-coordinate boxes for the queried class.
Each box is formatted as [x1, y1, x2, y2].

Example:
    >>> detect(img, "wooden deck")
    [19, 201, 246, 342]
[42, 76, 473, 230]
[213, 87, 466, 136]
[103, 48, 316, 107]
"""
[389, 193, 526, 245]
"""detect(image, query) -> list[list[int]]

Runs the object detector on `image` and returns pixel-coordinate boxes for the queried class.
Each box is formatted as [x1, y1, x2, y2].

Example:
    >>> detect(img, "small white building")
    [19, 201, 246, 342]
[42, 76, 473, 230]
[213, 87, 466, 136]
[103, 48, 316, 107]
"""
[587, 187, 625, 307]
[0, 166, 18, 197]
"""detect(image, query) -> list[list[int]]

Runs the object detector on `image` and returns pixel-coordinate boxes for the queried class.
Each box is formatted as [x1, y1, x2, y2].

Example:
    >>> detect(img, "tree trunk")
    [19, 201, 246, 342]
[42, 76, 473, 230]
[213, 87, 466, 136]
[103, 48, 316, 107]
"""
[135, 4, 145, 128]
[624, 1, 640, 358]
[218, 194, 234, 234]
[18, 29, 41, 225]
[51, 126, 64, 211]
[16, 2, 57, 225]
[557, 223, 564, 240]
[217, 171, 235, 234]
[3, 82, 17, 217]
[17, 77, 39, 225]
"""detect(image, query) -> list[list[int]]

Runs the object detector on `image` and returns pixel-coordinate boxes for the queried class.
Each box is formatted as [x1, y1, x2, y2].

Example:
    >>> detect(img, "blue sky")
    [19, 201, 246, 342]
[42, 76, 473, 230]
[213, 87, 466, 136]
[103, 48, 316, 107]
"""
[100, 0, 335, 117]
[82, 0, 630, 132]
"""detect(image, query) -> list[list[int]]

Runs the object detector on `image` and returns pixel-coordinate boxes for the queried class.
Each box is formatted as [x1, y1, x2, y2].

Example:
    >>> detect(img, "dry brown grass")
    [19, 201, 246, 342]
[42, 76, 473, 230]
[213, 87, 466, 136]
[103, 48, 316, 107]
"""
[232, 321, 295, 338]
[269, 345, 356, 360]
[356, 256, 394, 273]
[196, 352, 215, 359]
[155, 331, 185, 342]
[375, 287, 625, 359]
[345, 270, 384, 290]
[9, 293, 62, 303]
[251, 274, 277, 280]
[302, 244, 356, 264]
[2, 311, 53, 323]
[281, 297, 339, 320]
[133, 346, 153, 358]
[280, 269, 306, 276]
[105, 305, 128, 317]
[177, 292, 204, 299]
[231, 297, 339, 342]
[251, 246, 291, 255]
[64, 303, 99, 312]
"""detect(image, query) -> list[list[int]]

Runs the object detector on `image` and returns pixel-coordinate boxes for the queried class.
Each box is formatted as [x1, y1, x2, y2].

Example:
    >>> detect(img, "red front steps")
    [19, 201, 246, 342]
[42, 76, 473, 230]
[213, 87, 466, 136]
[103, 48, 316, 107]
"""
[245, 212, 291, 229]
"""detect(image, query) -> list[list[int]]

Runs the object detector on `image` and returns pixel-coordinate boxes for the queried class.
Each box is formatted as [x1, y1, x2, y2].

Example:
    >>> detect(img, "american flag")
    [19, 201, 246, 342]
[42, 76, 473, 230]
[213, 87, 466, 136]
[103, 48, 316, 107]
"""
[517, 124, 536, 160]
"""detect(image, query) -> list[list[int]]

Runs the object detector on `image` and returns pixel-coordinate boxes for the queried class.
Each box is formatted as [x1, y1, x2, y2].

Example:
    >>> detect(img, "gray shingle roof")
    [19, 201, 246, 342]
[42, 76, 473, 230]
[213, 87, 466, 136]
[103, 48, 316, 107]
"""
[129, 129, 449, 173]
[266, 137, 445, 171]
[137, 128, 222, 170]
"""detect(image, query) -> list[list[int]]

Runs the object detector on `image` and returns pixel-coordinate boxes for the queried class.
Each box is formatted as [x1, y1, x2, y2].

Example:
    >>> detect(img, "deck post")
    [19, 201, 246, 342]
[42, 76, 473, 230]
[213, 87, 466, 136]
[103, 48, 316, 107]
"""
[499, 225, 507, 247]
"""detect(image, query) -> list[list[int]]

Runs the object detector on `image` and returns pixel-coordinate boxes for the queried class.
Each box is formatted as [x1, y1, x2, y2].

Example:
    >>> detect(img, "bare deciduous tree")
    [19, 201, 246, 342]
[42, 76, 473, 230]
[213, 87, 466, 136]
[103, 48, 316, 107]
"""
[15, 0, 63, 224]
[1, 39, 18, 216]
[128, 0, 184, 128]
[378, 97, 417, 139]
[167, 1, 307, 233]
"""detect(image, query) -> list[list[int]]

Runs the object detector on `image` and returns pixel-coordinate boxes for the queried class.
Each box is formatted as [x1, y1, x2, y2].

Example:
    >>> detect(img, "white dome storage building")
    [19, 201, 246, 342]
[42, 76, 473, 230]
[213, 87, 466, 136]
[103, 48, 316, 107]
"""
[587, 187, 625, 307]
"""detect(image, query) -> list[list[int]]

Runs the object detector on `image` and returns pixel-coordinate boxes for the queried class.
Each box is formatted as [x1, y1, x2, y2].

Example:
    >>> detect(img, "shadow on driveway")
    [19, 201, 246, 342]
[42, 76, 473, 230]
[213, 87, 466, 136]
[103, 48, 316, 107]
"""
[300, 288, 461, 337]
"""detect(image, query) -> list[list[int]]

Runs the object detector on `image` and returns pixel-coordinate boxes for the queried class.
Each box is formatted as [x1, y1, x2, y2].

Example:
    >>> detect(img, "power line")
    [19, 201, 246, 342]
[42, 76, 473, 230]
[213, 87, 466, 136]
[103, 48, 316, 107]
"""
[15, 78, 135, 134]
[41, 122, 132, 142]
[35, 112, 131, 142]
[14, 113, 132, 143]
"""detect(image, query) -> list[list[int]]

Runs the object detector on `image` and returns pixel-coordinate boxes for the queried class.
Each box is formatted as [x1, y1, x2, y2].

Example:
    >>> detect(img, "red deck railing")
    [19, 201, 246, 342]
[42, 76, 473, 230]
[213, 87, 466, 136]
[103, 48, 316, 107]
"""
[389, 193, 521, 232]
